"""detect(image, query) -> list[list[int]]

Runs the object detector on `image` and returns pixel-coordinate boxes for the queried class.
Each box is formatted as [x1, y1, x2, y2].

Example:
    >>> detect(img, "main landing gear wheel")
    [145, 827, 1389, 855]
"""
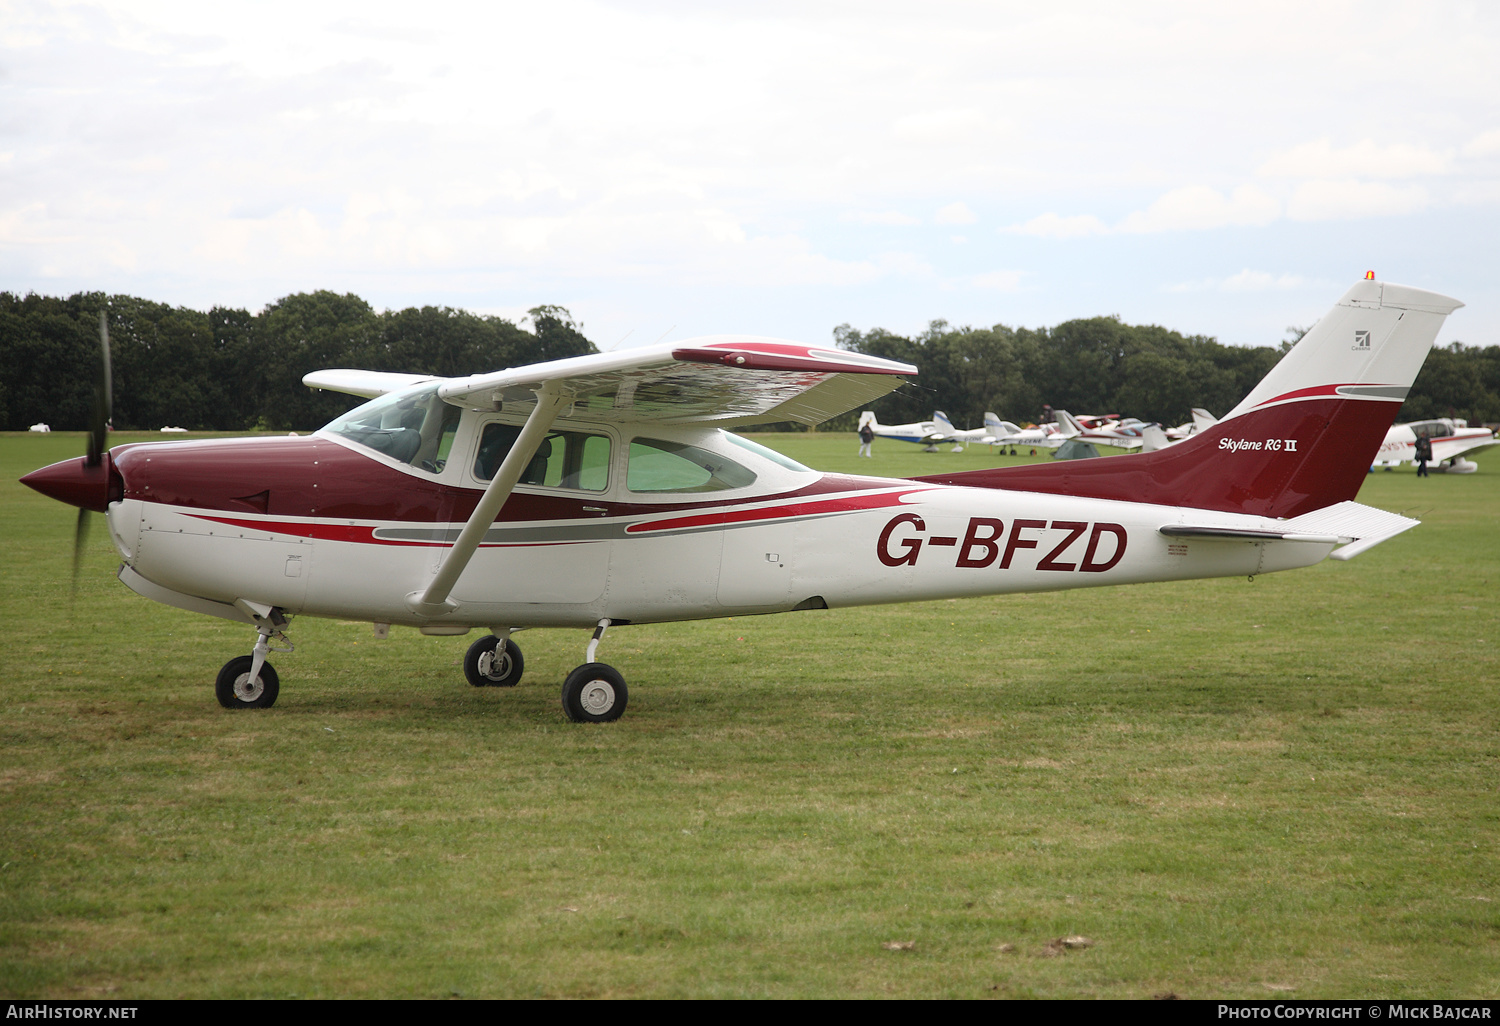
[464, 635, 524, 688]
[215, 655, 280, 709]
[561, 663, 627, 723]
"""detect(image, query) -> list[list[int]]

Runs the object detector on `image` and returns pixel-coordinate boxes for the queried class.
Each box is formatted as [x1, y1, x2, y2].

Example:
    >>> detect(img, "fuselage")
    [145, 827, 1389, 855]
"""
[89, 404, 1331, 632]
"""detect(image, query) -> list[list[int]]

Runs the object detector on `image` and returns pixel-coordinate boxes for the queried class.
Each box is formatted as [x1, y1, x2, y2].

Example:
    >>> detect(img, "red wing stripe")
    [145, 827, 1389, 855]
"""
[625, 489, 927, 534]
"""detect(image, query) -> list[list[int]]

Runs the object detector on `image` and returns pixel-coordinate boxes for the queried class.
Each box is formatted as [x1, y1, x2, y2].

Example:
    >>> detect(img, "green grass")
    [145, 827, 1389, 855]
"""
[2, 431, 1497, 998]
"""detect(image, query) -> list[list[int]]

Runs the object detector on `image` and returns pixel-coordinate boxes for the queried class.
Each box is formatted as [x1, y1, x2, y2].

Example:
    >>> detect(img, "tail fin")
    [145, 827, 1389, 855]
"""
[913, 279, 1463, 518]
[933, 411, 955, 431]
[1052, 410, 1084, 438]
[1190, 408, 1217, 433]
[984, 412, 1023, 436]
[1140, 424, 1171, 452]
[858, 410, 877, 430]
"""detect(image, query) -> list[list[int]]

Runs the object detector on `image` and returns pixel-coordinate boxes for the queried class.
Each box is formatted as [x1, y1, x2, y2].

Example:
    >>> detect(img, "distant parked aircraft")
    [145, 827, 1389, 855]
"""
[1371, 418, 1497, 473]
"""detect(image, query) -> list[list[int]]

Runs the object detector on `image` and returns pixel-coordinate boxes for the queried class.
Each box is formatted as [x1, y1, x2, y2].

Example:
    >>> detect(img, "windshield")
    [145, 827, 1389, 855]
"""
[323, 386, 462, 474]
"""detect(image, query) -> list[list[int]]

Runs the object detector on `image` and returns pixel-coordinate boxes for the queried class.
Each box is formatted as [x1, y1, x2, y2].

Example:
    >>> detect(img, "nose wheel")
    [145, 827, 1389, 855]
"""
[215, 655, 280, 709]
[464, 633, 524, 687]
[216, 613, 291, 709]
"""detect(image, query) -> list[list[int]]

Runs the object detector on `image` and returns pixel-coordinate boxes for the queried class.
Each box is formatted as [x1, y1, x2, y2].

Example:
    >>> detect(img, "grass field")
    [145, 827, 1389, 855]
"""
[2, 430, 1497, 998]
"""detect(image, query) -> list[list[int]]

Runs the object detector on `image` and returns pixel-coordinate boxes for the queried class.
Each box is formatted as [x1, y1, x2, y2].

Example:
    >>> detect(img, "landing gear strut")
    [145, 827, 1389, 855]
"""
[561, 619, 627, 723]
[216, 614, 291, 709]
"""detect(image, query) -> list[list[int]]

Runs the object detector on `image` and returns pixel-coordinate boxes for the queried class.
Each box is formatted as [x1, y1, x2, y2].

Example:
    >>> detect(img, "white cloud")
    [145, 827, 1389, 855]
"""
[842, 210, 922, 226]
[1000, 213, 1108, 239]
[1258, 138, 1450, 180]
[1116, 185, 1279, 234]
[1165, 269, 1323, 293]
[1285, 180, 1429, 221]
[1461, 129, 1500, 158]
[890, 108, 988, 144]
[934, 201, 977, 225]
[969, 270, 1023, 291]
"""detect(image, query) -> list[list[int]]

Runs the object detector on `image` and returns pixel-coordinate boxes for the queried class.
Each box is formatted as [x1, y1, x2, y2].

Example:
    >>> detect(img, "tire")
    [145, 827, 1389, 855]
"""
[561, 663, 628, 723]
[215, 655, 280, 709]
[464, 635, 524, 688]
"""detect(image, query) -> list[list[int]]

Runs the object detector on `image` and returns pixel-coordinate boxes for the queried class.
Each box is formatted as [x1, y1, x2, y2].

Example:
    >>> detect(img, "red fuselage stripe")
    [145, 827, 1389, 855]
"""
[624, 488, 925, 534]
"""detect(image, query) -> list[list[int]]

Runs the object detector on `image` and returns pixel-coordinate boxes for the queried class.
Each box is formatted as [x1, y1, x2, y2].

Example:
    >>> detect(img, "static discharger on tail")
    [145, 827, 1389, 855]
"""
[21, 278, 1463, 722]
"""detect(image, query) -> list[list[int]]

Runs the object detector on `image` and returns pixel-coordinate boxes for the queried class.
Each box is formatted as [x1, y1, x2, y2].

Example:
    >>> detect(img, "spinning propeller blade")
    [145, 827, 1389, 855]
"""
[73, 310, 112, 593]
[87, 310, 112, 467]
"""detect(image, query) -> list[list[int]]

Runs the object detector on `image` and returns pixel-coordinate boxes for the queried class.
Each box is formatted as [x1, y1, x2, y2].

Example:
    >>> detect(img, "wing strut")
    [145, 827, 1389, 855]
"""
[406, 383, 569, 616]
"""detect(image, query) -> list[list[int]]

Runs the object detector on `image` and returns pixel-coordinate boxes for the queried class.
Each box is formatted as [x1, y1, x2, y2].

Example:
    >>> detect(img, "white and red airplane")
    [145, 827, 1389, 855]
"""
[1370, 417, 1497, 472]
[21, 278, 1461, 722]
[982, 411, 1079, 450]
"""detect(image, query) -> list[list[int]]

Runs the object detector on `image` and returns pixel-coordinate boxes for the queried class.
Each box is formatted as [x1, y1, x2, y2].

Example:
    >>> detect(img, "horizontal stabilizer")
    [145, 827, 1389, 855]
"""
[1282, 500, 1420, 560]
[1160, 501, 1418, 560]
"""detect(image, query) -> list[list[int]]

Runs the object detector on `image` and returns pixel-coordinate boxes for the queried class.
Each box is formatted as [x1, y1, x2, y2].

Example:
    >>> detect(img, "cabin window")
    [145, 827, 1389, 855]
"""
[474, 424, 611, 491]
[324, 386, 463, 475]
[627, 438, 757, 493]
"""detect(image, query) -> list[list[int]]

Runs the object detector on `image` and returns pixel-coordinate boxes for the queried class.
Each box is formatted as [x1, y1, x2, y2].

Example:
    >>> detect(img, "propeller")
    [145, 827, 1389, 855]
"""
[73, 310, 113, 591]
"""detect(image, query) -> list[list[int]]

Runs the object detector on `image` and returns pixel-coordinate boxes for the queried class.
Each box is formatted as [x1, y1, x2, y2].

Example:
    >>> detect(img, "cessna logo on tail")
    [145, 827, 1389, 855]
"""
[878, 514, 1127, 572]
[1353, 329, 1371, 351]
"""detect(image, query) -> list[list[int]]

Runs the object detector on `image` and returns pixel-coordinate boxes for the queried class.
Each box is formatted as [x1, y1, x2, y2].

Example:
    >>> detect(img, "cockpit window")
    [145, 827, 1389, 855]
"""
[323, 386, 462, 474]
[627, 437, 757, 493]
[474, 423, 611, 491]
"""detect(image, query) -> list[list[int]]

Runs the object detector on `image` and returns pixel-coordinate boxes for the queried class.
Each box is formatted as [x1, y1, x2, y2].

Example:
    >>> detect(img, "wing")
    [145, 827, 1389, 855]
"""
[303, 369, 446, 398]
[435, 336, 915, 426]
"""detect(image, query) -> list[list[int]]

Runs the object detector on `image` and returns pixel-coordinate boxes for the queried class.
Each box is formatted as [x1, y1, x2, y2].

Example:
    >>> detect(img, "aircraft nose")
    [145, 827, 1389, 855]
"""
[20, 454, 119, 512]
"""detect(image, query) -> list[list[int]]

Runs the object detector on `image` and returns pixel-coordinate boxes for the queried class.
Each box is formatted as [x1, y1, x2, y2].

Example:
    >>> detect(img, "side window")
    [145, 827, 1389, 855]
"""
[473, 424, 611, 491]
[627, 438, 757, 493]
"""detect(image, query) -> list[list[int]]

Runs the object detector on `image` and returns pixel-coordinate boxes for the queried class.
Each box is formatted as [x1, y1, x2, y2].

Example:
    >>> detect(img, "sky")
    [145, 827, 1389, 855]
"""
[2, 0, 1497, 355]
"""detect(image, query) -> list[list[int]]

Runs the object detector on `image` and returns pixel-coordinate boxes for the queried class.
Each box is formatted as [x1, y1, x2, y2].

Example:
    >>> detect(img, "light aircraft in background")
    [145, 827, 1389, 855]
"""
[856, 409, 946, 450]
[22, 278, 1461, 723]
[982, 411, 1079, 450]
[1166, 408, 1220, 441]
[1371, 418, 1497, 473]
[1067, 413, 1158, 450]
[858, 410, 988, 451]
[1141, 409, 1220, 453]
[931, 412, 1002, 451]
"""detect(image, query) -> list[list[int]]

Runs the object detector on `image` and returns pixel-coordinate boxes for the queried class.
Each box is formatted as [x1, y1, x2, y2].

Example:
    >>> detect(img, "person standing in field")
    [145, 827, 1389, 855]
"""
[858, 421, 875, 457]
[1415, 434, 1432, 477]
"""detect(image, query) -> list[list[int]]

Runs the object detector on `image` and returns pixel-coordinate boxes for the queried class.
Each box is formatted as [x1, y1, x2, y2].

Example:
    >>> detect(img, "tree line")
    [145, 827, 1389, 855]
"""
[0, 291, 596, 432]
[3, 290, 1496, 433]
